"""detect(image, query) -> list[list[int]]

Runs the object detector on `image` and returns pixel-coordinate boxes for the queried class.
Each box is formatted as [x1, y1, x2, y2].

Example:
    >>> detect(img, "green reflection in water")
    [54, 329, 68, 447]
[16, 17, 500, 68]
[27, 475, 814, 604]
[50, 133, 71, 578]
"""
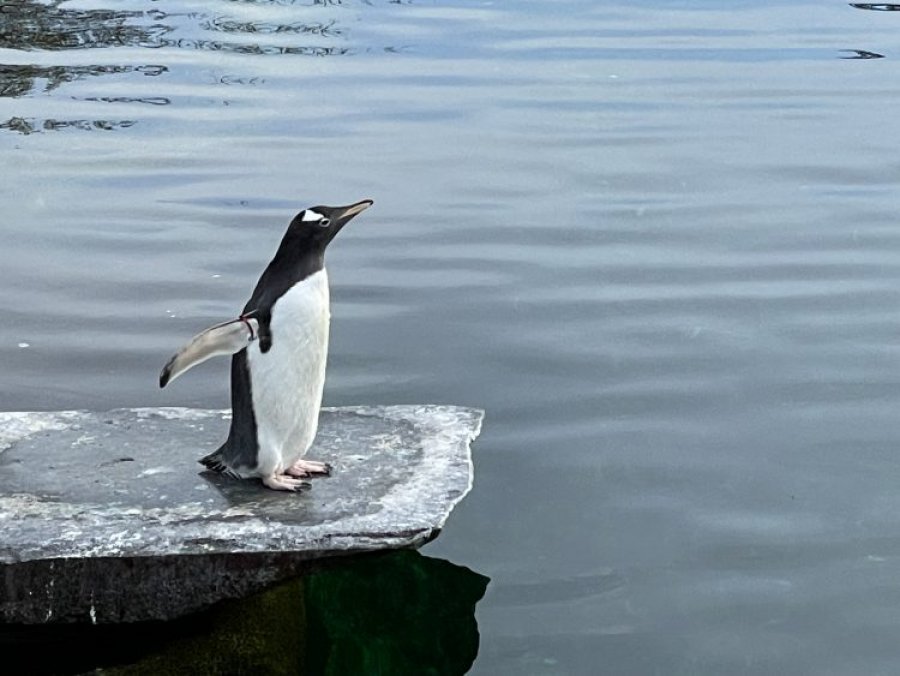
[305, 551, 488, 676]
[5, 550, 489, 676]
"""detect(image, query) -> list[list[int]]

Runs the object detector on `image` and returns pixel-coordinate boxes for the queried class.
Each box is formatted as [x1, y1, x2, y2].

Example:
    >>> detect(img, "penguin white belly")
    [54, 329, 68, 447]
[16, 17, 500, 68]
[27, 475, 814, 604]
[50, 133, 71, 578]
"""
[246, 269, 330, 476]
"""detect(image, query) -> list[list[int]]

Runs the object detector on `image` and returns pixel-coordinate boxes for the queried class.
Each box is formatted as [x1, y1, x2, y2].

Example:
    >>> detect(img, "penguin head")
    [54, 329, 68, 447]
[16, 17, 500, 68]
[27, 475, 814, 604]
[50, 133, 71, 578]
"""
[288, 199, 373, 250]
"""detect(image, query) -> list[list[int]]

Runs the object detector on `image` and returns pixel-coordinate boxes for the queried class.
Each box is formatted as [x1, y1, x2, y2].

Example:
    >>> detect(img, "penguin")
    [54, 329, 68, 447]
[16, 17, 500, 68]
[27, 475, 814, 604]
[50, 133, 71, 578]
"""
[159, 199, 373, 491]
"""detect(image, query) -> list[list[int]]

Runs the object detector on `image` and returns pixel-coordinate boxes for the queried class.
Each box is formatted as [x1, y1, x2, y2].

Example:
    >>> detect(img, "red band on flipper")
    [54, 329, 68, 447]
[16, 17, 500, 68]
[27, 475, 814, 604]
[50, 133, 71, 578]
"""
[240, 316, 256, 340]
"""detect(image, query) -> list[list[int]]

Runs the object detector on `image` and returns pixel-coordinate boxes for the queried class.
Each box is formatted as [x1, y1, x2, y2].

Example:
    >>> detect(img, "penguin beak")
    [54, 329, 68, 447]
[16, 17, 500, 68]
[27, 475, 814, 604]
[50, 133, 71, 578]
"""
[322, 199, 372, 245]
[334, 199, 373, 223]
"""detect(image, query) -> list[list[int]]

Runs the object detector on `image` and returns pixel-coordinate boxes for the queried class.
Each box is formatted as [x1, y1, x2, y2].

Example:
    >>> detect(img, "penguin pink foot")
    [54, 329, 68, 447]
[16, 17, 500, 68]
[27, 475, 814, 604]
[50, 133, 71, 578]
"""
[262, 474, 311, 491]
[286, 459, 332, 478]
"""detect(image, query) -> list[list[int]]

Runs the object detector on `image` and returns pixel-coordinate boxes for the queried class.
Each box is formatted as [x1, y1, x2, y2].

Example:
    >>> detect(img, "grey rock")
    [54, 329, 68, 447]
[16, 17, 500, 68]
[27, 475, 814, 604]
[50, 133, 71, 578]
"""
[0, 405, 483, 623]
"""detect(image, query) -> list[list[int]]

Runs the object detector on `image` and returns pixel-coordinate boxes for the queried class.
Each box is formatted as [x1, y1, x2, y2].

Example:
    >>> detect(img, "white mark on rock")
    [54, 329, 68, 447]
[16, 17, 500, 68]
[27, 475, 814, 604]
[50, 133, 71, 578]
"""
[45, 561, 55, 621]
[17, 342, 30, 348]
[133, 407, 218, 421]
[138, 466, 175, 478]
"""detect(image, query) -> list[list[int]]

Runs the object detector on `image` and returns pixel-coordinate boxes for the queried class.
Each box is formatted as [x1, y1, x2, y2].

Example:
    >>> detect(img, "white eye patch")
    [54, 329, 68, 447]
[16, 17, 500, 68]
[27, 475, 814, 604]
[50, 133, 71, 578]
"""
[301, 209, 326, 222]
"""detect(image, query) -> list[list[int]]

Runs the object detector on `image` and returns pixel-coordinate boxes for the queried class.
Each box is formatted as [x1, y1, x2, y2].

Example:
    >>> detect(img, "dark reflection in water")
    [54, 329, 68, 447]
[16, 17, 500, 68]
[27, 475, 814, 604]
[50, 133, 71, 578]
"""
[201, 17, 343, 37]
[0, 0, 356, 133]
[79, 95, 171, 105]
[0, 64, 167, 98]
[0, 116, 136, 134]
[849, 3, 900, 10]
[0, 0, 352, 53]
[304, 551, 488, 675]
[0, 0, 170, 51]
[842, 5, 891, 60]
[154, 38, 350, 56]
[2, 551, 489, 675]
[840, 49, 885, 59]
[219, 74, 266, 85]
[224, 0, 349, 5]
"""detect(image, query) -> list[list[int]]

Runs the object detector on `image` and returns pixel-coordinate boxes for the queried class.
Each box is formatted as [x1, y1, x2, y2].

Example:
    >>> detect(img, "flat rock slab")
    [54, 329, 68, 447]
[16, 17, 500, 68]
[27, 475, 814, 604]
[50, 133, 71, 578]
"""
[0, 405, 483, 623]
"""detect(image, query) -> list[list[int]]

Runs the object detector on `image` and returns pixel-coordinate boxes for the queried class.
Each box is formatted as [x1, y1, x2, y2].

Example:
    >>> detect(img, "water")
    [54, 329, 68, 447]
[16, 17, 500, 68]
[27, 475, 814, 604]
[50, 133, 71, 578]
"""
[3, 0, 900, 673]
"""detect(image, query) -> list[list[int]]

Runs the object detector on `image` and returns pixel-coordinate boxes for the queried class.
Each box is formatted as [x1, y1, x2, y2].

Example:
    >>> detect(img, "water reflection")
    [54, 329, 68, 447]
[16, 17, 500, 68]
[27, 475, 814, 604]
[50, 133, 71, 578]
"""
[5, 551, 489, 675]
[0, 0, 357, 133]
[154, 38, 350, 56]
[0, 116, 136, 134]
[0, 1, 169, 51]
[849, 3, 900, 10]
[0, 64, 166, 98]
[304, 551, 488, 675]
[840, 49, 885, 59]
[1, 0, 352, 54]
[78, 95, 171, 105]
[225, 0, 349, 5]
[0, 0, 169, 104]
[201, 17, 344, 37]
[218, 74, 266, 85]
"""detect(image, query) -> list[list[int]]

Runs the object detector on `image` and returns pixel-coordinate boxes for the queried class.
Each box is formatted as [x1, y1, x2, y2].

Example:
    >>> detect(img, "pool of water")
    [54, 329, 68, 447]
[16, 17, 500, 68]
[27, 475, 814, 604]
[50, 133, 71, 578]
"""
[4, 0, 900, 673]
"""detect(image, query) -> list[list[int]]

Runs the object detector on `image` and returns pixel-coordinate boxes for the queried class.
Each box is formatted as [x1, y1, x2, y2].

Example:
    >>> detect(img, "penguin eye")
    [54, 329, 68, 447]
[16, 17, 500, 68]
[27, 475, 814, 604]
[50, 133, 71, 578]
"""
[318, 218, 331, 228]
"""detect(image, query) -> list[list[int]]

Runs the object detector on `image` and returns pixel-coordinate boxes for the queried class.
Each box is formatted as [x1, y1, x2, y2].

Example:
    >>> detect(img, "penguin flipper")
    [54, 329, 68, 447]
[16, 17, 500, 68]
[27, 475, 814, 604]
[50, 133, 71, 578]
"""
[159, 317, 259, 388]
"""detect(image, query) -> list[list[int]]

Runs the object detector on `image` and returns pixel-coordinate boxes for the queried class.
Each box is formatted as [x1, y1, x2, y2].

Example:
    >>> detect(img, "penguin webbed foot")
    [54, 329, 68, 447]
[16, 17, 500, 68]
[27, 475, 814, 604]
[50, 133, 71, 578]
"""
[287, 459, 332, 478]
[262, 474, 311, 491]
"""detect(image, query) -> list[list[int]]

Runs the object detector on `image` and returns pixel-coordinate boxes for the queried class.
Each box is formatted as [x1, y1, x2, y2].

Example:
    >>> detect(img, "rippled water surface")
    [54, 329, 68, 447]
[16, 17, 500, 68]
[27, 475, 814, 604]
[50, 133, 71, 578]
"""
[4, 0, 900, 673]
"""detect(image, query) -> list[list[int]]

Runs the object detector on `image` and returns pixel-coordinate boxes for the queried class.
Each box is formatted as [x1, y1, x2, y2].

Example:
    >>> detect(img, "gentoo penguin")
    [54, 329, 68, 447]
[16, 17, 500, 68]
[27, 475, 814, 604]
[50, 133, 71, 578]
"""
[159, 199, 373, 491]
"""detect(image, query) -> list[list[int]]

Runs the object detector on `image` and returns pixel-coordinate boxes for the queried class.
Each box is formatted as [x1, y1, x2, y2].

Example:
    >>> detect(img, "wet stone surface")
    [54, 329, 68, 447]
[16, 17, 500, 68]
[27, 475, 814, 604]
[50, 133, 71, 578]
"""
[0, 405, 483, 623]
